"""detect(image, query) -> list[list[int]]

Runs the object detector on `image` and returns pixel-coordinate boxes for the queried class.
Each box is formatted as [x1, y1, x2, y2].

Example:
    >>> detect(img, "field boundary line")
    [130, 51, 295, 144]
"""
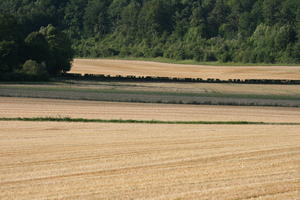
[58, 73, 300, 85]
[0, 117, 299, 125]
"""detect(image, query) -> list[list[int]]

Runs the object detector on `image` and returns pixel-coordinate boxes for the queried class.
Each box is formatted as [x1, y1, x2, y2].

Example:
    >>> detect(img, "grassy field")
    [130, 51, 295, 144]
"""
[1, 82, 299, 107]
[71, 58, 300, 80]
[3, 80, 300, 96]
[1, 121, 299, 199]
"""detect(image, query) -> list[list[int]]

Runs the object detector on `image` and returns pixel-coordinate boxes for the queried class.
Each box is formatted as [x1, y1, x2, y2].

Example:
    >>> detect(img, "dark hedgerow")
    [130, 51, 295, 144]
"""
[0, 117, 299, 125]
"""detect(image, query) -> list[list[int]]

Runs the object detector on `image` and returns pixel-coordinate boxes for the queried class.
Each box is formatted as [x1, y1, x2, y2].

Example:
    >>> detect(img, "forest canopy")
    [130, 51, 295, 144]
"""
[0, 13, 73, 80]
[0, 0, 300, 70]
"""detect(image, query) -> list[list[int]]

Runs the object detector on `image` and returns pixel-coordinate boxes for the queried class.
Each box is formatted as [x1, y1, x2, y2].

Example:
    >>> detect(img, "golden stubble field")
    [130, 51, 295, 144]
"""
[0, 121, 299, 199]
[0, 97, 300, 199]
[1, 97, 300, 123]
[71, 59, 300, 80]
[1, 59, 299, 199]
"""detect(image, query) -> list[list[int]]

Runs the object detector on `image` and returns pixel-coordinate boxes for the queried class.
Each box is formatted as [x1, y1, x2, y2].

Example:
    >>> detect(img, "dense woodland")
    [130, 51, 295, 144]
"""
[1, 0, 300, 79]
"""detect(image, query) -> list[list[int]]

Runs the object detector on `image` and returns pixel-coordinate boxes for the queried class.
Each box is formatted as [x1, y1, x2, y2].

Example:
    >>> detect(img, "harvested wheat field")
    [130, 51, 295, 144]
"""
[0, 121, 299, 199]
[1, 97, 300, 123]
[71, 59, 300, 80]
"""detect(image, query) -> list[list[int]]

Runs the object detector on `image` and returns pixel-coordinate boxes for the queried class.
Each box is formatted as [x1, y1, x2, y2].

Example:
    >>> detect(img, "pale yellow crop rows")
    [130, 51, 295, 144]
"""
[71, 59, 300, 80]
[1, 96, 299, 199]
[0, 121, 299, 199]
[1, 97, 300, 123]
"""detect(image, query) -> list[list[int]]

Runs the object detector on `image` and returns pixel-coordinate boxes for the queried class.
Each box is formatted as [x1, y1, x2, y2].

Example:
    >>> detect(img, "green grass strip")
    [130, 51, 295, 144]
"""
[1, 85, 300, 101]
[0, 117, 299, 125]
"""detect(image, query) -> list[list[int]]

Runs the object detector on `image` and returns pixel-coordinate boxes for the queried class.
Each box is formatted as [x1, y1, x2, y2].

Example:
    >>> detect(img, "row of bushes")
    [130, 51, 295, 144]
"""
[59, 73, 300, 85]
[2, 70, 298, 85]
[0, 60, 50, 82]
[0, 73, 49, 82]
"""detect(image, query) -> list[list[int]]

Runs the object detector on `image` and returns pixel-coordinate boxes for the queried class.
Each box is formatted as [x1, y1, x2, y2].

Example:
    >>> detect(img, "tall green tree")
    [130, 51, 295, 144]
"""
[24, 32, 49, 63]
[0, 13, 23, 73]
[208, 0, 230, 37]
[40, 25, 74, 74]
[138, 0, 173, 37]
[263, 0, 282, 25]
[64, 0, 88, 39]
[83, 0, 111, 37]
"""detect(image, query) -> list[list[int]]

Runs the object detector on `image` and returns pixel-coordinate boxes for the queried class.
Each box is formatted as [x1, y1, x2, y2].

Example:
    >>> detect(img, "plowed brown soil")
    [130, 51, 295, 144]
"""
[0, 121, 299, 199]
[71, 59, 300, 80]
[1, 97, 300, 123]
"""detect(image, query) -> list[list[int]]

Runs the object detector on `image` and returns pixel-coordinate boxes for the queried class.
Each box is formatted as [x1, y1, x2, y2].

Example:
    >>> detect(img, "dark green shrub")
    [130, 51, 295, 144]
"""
[21, 60, 49, 79]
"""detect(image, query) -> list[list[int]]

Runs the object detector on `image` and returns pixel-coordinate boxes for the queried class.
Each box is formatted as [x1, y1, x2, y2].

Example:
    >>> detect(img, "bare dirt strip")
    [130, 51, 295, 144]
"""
[71, 59, 300, 80]
[0, 97, 299, 123]
[0, 121, 299, 199]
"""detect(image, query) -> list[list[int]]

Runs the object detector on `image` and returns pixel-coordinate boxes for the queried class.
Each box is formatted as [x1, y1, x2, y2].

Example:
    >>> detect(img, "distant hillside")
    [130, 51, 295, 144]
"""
[1, 0, 300, 64]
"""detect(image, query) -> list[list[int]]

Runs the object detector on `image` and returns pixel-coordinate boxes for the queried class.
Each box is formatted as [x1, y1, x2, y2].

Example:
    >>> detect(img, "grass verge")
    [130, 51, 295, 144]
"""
[1, 85, 299, 101]
[0, 117, 299, 125]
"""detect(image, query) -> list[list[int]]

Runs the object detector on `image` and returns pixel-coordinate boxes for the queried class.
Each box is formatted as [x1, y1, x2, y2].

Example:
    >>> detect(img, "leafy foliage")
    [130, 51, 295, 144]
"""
[40, 25, 74, 74]
[0, 12, 73, 80]
[0, 0, 299, 66]
[21, 60, 48, 78]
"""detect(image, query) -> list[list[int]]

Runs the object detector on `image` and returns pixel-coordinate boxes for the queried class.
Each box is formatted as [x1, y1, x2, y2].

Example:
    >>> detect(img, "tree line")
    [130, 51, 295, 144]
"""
[0, 0, 299, 79]
[0, 13, 73, 79]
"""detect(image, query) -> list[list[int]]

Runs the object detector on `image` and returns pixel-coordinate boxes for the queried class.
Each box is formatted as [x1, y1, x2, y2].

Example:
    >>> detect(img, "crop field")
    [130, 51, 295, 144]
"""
[2, 59, 300, 199]
[1, 97, 299, 199]
[71, 59, 300, 80]
[2, 0, 300, 197]
[1, 97, 300, 123]
[0, 121, 299, 199]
